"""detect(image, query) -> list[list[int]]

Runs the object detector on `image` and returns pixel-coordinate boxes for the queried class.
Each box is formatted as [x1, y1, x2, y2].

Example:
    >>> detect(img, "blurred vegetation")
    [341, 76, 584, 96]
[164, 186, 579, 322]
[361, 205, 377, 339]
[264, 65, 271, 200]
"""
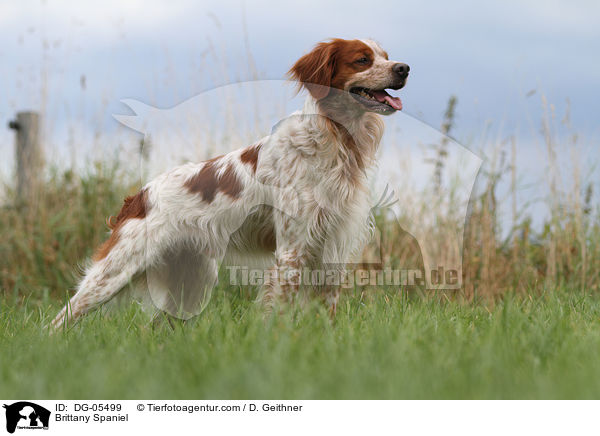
[0, 97, 599, 304]
[366, 95, 599, 302]
[0, 162, 138, 300]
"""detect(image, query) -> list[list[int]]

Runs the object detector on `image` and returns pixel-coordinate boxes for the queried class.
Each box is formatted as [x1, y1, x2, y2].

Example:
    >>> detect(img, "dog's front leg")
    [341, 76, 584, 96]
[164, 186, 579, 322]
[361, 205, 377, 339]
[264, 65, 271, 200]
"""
[258, 246, 305, 311]
[256, 208, 308, 311]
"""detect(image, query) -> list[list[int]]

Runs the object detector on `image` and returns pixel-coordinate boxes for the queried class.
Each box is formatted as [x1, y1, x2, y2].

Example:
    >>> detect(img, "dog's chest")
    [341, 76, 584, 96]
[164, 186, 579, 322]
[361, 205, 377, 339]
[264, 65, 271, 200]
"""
[299, 160, 369, 229]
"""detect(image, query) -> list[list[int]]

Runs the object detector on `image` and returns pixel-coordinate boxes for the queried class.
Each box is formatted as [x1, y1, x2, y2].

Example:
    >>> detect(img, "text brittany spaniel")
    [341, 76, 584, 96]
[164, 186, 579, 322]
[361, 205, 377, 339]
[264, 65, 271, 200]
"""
[51, 38, 409, 329]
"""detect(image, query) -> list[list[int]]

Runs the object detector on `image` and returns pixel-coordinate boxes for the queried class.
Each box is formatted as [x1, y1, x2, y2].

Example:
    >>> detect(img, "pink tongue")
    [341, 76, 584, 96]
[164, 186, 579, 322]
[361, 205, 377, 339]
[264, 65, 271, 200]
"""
[371, 90, 403, 110]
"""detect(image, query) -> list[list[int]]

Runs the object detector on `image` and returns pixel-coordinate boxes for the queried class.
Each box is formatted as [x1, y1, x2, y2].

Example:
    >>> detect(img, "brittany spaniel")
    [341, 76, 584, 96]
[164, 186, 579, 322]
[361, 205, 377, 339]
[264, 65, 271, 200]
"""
[51, 38, 409, 329]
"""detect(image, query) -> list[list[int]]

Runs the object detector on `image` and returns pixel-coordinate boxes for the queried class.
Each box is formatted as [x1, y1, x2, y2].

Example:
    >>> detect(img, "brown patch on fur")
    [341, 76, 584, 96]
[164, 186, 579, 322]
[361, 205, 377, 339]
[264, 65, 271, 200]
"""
[185, 158, 243, 202]
[219, 164, 243, 199]
[93, 188, 149, 261]
[240, 142, 262, 173]
[288, 39, 373, 100]
[328, 40, 374, 90]
[93, 230, 120, 261]
[107, 188, 149, 230]
[185, 160, 220, 202]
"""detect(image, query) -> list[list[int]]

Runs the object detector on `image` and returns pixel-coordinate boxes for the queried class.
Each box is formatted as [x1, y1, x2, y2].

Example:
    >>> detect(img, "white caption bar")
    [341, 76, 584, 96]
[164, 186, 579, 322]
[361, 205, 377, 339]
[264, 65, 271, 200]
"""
[1, 400, 597, 435]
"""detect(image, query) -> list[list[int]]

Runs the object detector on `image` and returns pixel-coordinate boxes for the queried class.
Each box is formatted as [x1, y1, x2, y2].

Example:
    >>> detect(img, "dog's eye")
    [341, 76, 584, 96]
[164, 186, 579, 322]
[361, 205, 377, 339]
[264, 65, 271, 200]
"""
[355, 57, 369, 65]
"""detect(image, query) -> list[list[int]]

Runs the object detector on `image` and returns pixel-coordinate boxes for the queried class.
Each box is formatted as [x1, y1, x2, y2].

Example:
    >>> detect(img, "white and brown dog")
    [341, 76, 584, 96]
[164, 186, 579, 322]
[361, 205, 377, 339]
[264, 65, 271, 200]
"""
[51, 38, 409, 329]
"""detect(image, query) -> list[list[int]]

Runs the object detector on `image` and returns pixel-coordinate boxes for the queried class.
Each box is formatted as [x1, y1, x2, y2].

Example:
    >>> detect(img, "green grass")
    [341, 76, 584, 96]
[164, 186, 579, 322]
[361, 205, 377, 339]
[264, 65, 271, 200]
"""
[2, 287, 600, 399]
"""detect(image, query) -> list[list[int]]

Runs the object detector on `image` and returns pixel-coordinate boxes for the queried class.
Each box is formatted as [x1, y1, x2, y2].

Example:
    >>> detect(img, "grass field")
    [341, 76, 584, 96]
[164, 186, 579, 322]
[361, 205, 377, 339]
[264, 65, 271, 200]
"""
[2, 287, 600, 399]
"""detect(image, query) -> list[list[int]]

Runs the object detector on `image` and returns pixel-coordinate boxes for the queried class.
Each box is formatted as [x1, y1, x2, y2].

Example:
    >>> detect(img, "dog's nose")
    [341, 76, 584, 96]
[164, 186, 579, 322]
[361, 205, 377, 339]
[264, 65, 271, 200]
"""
[393, 63, 410, 78]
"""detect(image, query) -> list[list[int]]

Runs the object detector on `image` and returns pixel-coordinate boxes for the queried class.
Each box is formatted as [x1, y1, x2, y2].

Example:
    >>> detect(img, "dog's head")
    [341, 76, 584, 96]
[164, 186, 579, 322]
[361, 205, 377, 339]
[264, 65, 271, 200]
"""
[289, 38, 409, 115]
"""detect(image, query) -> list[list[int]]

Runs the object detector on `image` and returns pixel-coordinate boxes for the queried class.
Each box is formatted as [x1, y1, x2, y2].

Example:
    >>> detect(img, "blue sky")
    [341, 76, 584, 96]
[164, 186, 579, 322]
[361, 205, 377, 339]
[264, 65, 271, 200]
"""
[0, 0, 598, 224]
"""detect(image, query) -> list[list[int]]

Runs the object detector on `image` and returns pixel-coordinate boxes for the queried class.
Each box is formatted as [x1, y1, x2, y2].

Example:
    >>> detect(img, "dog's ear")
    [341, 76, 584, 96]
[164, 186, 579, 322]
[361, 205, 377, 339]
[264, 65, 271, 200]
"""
[288, 40, 339, 100]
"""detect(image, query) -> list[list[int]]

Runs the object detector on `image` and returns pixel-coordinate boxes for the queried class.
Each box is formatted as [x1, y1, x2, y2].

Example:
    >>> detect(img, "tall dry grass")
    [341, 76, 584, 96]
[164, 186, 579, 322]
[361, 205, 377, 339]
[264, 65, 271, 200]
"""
[371, 96, 600, 301]
[0, 163, 138, 300]
[464, 98, 598, 300]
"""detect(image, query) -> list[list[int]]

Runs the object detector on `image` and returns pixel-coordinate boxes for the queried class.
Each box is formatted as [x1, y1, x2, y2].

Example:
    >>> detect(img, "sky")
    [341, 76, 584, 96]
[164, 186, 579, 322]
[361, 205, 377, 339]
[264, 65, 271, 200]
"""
[0, 0, 598, 227]
[1, 0, 598, 132]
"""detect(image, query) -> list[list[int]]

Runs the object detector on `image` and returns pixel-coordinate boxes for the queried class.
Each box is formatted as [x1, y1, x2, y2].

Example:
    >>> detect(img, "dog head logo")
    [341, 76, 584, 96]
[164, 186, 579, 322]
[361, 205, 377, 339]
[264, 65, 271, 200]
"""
[3, 402, 50, 433]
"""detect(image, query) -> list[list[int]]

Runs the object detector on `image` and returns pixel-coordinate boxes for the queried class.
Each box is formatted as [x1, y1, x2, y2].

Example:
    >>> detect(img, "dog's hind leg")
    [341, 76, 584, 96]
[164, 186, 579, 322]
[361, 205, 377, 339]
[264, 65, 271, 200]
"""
[50, 218, 157, 330]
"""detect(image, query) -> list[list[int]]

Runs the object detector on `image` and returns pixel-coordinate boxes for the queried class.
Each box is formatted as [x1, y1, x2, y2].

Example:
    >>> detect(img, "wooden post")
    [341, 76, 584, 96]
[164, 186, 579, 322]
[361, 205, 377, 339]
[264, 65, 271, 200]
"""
[8, 111, 43, 201]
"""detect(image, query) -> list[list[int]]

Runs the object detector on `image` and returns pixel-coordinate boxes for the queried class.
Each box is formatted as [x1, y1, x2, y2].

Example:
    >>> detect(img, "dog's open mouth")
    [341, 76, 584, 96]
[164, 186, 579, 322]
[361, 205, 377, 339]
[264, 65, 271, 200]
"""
[349, 87, 403, 114]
